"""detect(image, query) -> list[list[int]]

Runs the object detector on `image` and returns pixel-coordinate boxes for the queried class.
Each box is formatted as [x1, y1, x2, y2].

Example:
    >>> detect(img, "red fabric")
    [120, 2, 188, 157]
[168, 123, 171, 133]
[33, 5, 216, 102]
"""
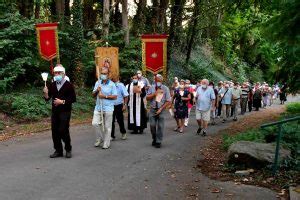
[145, 42, 164, 73]
[36, 23, 58, 61]
[141, 34, 168, 39]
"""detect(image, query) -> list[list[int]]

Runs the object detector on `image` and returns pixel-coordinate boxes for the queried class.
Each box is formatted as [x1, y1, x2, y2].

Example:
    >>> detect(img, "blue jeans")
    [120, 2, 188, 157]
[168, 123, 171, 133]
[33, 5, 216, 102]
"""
[149, 108, 166, 144]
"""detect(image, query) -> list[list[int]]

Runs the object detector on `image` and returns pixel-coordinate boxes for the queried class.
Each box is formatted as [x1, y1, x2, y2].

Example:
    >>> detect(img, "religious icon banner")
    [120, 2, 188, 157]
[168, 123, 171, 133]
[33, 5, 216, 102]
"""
[35, 23, 59, 61]
[95, 47, 119, 80]
[141, 34, 168, 77]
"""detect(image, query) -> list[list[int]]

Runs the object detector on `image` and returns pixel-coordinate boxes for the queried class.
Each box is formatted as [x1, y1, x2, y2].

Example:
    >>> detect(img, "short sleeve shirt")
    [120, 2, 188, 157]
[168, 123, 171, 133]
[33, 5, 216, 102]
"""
[219, 88, 233, 105]
[147, 84, 171, 109]
[93, 80, 118, 112]
[114, 82, 129, 105]
[196, 87, 216, 111]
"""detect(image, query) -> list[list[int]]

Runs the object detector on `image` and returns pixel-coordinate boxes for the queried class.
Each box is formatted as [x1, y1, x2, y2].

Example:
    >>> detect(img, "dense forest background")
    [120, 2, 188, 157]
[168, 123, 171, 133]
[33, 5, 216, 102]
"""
[0, 0, 299, 93]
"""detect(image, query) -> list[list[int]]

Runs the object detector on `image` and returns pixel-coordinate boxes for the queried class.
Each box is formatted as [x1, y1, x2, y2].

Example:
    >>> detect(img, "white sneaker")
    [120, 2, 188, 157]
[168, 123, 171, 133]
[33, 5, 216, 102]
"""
[94, 139, 102, 147]
[102, 144, 109, 149]
[122, 133, 127, 140]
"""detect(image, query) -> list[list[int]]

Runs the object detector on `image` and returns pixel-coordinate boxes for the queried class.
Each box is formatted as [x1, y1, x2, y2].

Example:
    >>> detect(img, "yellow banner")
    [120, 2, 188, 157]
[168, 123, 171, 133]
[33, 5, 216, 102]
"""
[95, 47, 119, 80]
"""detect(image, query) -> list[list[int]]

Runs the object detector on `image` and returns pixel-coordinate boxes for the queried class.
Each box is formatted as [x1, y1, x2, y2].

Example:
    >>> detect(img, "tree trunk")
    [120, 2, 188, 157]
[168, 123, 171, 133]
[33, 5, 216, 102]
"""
[186, 0, 201, 63]
[103, 0, 110, 38]
[65, 0, 70, 17]
[121, 0, 129, 45]
[17, 0, 34, 18]
[112, 1, 122, 29]
[34, 0, 40, 19]
[83, 0, 97, 30]
[132, 0, 146, 35]
[158, 0, 169, 33]
[56, 0, 65, 21]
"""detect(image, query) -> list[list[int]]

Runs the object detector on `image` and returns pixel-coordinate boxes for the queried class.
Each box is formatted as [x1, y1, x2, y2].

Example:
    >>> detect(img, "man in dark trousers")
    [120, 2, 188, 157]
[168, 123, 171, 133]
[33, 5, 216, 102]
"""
[43, 64, 76, 158]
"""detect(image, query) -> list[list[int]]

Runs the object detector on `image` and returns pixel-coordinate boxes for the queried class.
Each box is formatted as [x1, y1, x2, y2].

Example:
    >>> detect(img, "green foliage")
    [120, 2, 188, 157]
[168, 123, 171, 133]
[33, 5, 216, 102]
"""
[69, 0, 85, 87]
[223, 119, 300, 170]
[286, 102, 300, 114]
[0, 3, 40, 93]
[0, 87, 95, 121]
[0, 91, 51, 121]
[0, 121, 4, 131]
[222, 129, 266, 150]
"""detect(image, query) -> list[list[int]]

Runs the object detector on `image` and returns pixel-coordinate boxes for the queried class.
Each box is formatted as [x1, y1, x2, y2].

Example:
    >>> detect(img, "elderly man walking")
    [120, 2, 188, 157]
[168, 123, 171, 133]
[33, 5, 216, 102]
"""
[146, 74, 171, 148]
[195, 79, 216, 136]
[43, 64, 76, 158]
[92, 67, 117, 149]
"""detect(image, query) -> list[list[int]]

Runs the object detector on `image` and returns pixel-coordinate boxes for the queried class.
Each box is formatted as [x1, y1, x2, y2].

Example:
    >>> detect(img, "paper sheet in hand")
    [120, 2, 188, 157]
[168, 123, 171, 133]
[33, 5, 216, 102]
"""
[155, 92, 163, 102]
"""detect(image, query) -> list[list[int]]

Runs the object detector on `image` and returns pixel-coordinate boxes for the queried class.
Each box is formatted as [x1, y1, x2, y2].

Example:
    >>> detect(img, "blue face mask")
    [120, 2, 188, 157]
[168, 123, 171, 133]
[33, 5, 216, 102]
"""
[156, 82, 162, 87]
[133, 79, 138, 84]
[54, 75, 63, 82]
[100, 74, 107, 80]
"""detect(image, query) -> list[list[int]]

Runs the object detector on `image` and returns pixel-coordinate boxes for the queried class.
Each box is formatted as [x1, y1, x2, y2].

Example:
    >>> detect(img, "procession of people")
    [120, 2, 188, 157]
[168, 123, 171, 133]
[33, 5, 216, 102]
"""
[43, 64, 287, 158]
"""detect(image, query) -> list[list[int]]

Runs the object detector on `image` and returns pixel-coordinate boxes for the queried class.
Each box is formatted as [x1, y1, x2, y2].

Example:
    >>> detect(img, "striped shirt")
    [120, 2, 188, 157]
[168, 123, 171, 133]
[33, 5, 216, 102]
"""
[241, 87, 249, 98]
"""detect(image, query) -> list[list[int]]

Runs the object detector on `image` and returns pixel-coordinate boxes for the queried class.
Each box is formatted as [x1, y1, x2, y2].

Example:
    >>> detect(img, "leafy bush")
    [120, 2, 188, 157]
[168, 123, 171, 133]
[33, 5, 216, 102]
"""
[222, 129, 266, 150]
[286, 102, 300, 114]
[10, 94, 51, 121]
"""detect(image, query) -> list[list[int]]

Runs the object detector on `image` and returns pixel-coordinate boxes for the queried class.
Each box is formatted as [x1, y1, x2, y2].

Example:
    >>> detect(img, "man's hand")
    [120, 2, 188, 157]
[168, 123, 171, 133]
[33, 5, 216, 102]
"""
[53, 98, 64, 106]
[43, 86, 49, 99]
[97, 86, 101, 92]
[155, 108, 163, 115]
[122, 104, 127, 111]
[43, 86, 48, 94]
[98, 92, 106, 99]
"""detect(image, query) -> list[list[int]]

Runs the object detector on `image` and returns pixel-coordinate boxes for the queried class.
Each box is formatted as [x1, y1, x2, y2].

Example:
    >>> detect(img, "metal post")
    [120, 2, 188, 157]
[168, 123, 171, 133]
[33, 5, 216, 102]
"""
[273, 124, 282, 175]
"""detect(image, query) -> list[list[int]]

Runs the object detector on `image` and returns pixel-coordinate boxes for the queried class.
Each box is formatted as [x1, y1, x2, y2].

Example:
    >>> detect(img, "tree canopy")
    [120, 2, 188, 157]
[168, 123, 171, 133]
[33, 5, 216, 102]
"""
[0, 0, 299, 93]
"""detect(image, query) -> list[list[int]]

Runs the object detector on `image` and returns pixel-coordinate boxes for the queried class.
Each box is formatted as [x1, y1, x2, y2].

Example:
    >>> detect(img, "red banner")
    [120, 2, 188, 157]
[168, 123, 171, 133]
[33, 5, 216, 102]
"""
[35, 23, 59, 61]
[141, 34, 168, 77]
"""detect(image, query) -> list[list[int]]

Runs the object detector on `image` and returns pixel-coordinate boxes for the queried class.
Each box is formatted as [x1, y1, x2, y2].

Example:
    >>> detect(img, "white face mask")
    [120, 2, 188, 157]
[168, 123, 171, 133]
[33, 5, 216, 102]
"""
[202, 85, 207, 89]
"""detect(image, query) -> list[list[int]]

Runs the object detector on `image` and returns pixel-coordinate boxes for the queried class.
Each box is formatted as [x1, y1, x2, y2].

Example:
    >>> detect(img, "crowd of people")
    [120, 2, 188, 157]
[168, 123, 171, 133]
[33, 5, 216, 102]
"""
[43, 64, 288, 158]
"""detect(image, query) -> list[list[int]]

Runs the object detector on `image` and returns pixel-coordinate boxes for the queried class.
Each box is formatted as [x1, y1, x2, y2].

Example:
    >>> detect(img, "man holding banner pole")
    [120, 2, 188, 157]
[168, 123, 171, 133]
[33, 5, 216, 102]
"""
[92, 67, 117, 149]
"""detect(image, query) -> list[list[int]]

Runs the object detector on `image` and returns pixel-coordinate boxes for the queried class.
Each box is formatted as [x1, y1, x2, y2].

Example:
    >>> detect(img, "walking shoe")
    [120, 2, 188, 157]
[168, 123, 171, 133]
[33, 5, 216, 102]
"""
[197, 127, 202, 135]
[211, 121, 216, 125]
[50, 151, 63, 158]
[233, 118, 237, 121]
[222, 119, 225, 123]
[102, 145, 109, 149]
[155, 143, 161, 148]
[94, 139, 102, 147]
[174, 127, 179, 131]
[202, 131, 207, 136]
[122, 133, 127, 140]
[65, 151, 72, 158]
[152, 140, 157, 146]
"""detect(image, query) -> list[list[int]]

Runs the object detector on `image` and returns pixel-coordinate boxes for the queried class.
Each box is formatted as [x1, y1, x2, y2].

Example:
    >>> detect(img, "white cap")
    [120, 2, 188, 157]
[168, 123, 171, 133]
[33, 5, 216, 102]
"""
[137, 70, 142, 74]
[54, 64, 65, 73]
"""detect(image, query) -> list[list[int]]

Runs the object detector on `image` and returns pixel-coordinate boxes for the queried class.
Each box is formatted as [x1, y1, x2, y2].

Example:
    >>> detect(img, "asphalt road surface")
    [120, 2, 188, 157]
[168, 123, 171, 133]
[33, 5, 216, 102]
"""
[1, 100, 290, 200]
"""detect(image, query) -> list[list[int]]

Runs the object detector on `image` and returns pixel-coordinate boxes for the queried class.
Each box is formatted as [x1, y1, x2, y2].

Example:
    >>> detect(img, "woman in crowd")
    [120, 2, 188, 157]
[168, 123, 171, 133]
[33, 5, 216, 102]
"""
[172, 84, 191, 133]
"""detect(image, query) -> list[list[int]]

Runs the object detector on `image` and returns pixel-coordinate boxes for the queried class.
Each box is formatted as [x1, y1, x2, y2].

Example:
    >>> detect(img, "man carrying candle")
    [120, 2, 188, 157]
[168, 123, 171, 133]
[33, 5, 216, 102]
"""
[43, 64, 76, 158]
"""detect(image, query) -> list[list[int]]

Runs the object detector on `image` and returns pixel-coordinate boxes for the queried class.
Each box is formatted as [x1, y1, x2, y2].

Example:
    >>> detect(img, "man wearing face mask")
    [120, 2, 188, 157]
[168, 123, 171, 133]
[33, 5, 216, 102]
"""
[43, 64, 76, 158]
[111, 76, 129, 140]
[92, 67, 118, 149]
[136, 70, 150, 90]
[146, 74, 171, 148]
[127, 75, 147, 134]
[195, 79, 215, 136]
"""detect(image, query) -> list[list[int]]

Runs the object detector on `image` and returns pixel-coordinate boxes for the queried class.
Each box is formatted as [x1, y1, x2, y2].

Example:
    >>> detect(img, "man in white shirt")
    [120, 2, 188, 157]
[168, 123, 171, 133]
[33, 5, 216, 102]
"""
[195, 79, 216, 136]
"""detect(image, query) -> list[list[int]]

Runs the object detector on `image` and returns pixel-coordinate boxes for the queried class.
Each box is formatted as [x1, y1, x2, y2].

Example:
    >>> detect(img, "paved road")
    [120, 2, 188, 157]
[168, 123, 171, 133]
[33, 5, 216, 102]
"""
[0, 101, 289, 200]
